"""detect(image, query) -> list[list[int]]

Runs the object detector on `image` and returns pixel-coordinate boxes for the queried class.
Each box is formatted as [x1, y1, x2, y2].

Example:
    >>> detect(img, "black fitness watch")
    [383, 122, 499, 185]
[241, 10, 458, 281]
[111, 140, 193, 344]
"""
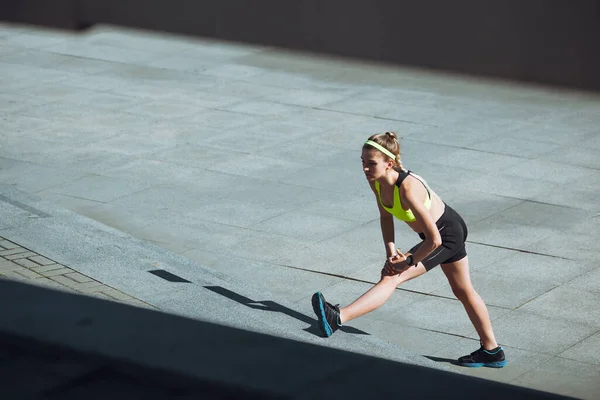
[406, 255, 415, 266]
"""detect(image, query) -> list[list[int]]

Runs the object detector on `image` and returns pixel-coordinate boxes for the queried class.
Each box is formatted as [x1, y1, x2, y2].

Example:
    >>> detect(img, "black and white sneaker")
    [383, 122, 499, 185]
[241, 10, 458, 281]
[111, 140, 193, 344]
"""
[311, 292, 342, 337]
[458, 345, 507, 368]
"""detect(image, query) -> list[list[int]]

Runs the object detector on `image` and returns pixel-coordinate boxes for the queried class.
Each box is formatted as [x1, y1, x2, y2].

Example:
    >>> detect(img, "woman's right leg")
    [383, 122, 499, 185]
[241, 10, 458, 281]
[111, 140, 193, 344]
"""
[339, 262, 427, 323]
[440, 256, 498, 350]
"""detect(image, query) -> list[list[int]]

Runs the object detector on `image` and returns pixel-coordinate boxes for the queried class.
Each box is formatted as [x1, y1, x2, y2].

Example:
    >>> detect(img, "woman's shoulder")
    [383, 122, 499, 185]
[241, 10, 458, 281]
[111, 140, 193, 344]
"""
[400, 171, 429, 193]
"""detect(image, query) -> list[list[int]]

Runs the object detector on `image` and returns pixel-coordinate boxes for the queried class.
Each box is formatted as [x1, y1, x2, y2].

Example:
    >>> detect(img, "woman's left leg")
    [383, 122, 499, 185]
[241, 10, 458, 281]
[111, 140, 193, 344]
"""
[440, 256, 498, 350]
[311, 257, 426, 338]
[339, 262, 427, 324]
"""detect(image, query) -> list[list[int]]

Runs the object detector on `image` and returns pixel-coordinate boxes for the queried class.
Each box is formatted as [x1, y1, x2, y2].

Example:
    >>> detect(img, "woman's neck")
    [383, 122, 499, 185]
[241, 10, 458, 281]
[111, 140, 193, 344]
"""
[378, 168, 399, 187]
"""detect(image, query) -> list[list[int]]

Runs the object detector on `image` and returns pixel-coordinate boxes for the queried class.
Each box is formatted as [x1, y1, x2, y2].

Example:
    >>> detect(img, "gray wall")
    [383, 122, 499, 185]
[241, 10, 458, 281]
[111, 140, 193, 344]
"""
[2, 0, 600, 91]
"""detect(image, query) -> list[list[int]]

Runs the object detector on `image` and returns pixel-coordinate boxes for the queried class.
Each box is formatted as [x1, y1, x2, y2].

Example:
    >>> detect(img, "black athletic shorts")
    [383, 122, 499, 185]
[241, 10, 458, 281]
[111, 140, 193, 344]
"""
[408, 203, 468, 271]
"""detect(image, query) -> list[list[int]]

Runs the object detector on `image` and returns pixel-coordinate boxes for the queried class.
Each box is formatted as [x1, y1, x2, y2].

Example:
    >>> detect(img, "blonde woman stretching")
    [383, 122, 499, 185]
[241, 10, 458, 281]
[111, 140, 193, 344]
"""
[311, 131, 506, 368]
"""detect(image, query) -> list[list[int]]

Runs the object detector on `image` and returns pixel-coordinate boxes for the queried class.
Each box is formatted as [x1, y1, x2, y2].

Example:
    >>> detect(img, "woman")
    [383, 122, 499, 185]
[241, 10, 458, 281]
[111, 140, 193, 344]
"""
[311, 131, 506, 368]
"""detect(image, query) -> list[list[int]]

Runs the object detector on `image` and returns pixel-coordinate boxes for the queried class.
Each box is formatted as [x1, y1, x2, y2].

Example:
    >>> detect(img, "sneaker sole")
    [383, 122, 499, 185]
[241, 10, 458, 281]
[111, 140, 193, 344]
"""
[311, 292, 332, 337]
[460, 360, 508, 368]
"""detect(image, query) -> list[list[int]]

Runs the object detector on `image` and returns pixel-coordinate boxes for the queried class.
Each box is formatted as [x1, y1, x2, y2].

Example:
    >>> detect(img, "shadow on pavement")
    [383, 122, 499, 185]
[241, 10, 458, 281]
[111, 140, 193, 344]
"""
[204, 285, 369, 337]
[425, 355, 461, 366]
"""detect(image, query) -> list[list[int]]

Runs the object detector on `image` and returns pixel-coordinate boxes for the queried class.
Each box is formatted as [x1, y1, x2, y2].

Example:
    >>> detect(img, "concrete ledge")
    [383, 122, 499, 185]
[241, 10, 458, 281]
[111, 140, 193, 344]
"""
[0, 279, 571, 399]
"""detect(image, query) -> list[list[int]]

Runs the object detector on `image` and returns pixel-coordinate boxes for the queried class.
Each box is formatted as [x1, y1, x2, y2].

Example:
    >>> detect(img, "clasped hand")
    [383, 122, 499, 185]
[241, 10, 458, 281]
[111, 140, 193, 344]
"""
[382, 250, 409, 276]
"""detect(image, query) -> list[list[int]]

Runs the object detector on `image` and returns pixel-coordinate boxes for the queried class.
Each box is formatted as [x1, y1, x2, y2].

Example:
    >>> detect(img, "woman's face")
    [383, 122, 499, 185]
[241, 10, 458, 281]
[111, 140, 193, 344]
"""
[361, 148, 393, 181]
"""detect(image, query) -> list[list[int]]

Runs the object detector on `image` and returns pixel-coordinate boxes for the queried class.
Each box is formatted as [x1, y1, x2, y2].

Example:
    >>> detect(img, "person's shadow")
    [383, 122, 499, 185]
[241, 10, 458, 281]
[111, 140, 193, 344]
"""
[205, 286, 464, 365]
[204, 285, 369, 337]
[423, 355, 460, 366]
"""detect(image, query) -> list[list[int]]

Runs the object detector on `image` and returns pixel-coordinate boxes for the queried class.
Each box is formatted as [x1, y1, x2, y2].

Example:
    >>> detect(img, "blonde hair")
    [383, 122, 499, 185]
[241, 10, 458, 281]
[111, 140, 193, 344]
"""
[363, 131, 405, 171]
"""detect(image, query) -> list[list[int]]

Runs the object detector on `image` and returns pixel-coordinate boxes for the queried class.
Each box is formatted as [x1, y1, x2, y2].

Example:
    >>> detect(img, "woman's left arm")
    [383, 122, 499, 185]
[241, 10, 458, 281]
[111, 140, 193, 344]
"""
[400, 186, 442, 268]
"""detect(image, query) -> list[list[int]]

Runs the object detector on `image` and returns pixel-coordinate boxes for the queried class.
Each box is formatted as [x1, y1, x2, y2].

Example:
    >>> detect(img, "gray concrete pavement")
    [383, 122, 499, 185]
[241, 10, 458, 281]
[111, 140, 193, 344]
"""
[1, 22, 600, 399]
[0, 184, 448, 371]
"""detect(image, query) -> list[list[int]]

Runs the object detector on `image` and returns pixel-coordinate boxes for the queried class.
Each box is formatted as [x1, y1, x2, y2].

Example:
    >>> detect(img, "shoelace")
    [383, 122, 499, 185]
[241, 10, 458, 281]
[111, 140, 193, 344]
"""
[471, 347, 484, 358]
[326, 301, 339, 309]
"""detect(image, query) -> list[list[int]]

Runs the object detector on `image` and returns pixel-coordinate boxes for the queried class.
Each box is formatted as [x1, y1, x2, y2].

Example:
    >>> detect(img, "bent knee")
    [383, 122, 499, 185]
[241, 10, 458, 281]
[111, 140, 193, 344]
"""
[380, 272, 409, 287]
[379, 275, 403, 286]
[452, 286, 476, 302]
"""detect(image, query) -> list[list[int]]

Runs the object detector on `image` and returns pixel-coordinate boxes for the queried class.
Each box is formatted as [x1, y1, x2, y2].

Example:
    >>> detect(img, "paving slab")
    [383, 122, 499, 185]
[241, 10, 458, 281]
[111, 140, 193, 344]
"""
[502, 159, 598, 185]
[561, 266, 600, 294]
[462, 173, 554, 203]
[558, 331, 600, 366]
[517, 286, 600, 328]
[251, 211, 362, 243]
[467, 218, 558, 250]
[477, 253, 596, 287]
[467, 136, 562, 158]
[431, 271, 557, 310]
[0, 159, 87, 193]
[532, 186, 600, 211]
[526, 230, 600, 262]
[277, 236, 382, 277]
[291, 192, 379, 224]
[46, 174, 156, 203]
[439, 189, 525, 225]
[486, 310, 598, 355]
[511, 357, 600, 400]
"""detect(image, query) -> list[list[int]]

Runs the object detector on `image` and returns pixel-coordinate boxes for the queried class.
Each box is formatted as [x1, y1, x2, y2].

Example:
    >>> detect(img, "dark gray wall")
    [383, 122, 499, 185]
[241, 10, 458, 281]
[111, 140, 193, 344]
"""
[2, 0, 600, 91]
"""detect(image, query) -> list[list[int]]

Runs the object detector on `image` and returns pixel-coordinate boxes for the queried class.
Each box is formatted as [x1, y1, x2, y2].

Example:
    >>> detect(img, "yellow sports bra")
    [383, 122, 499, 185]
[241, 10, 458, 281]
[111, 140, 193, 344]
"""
[374, 168, 432, 222]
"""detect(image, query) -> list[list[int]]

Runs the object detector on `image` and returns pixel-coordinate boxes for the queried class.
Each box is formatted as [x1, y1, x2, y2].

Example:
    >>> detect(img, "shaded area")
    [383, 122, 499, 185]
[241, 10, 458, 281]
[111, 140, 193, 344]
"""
[0, 332, 274, 399]
[0, 279, 573, 399]
[1, 0, 600, 91]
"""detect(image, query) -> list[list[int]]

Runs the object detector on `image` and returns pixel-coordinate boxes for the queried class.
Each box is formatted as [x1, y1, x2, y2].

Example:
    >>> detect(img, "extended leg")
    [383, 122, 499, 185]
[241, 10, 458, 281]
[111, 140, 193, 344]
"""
[339, 262, 427, 324]
[312, 253, 426, 338]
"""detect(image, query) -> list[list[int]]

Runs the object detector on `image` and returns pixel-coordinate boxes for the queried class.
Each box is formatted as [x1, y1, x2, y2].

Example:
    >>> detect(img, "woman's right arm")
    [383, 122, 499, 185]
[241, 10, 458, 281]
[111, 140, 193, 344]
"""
[369, 181, 396, 257]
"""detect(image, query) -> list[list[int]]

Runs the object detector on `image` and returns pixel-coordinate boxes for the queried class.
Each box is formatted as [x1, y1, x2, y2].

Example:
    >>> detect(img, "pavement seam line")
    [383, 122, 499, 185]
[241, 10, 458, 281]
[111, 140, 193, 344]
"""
[465, 241, 573, 260]
[276, 262, 512, 309]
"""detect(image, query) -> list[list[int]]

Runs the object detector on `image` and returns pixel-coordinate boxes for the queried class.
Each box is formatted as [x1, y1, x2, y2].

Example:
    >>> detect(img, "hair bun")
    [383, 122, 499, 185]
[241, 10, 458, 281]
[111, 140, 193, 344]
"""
[385, 131, 397, 140]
